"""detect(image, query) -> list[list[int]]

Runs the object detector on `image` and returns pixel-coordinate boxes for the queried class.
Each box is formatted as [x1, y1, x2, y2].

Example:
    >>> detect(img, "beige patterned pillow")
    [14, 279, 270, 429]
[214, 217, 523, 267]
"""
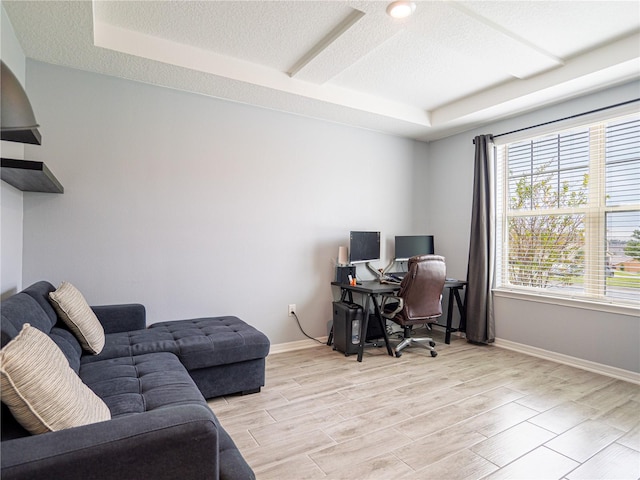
[49, 281, 105, 354]
[0, 323, 111, 435]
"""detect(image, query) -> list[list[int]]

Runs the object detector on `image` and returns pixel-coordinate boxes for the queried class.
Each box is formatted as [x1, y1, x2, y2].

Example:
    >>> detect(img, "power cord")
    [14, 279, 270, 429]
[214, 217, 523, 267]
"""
[292, 311, 324, 345]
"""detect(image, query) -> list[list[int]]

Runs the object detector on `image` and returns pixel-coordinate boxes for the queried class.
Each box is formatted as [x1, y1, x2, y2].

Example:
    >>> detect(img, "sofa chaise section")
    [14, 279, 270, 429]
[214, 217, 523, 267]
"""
[20, 280, 270, 397]
[93, 316, 270, 398]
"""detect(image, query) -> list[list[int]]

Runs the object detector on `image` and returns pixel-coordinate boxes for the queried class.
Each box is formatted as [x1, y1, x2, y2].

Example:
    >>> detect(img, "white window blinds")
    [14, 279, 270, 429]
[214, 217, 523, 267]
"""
[496, 112, 640, 306]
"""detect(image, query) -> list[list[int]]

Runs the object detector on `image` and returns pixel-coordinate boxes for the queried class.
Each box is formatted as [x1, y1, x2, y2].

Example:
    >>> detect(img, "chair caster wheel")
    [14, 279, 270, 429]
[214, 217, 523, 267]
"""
[429, 341, 436, 347]
[430, 351, 438, 357]
[395, 351, 402, 358]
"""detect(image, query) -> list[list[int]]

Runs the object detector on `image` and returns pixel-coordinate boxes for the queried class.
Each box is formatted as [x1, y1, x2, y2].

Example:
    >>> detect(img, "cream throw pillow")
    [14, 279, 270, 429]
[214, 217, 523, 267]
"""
[49, 281, 105, 354]
[0, 323, 111, 435]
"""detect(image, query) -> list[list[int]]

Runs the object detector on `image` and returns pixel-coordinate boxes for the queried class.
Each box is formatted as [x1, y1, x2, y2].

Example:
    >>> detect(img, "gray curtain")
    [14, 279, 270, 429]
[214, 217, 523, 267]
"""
[466, 134, 495, 344]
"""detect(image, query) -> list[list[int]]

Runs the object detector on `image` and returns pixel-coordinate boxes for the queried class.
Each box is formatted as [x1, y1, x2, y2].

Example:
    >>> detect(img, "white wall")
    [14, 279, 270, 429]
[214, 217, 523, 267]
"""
[425, 80, 640, 373]
[1, 5, 26, 299]
[21, 61, 421, 344]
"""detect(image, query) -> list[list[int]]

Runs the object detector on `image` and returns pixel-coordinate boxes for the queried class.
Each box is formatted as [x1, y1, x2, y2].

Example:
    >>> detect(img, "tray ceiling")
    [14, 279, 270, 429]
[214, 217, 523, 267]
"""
[3, 1, 639, 141]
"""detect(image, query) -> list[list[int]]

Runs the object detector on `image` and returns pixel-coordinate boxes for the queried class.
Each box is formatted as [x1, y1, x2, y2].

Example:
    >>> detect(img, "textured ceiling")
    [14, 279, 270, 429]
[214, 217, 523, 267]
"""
[3, 0, 640, 141]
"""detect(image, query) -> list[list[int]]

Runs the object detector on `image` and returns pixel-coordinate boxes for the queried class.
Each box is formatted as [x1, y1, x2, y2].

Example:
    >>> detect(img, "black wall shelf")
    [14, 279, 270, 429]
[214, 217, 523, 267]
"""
[0, 127, 41, 145]
[1, 158, 64, 193]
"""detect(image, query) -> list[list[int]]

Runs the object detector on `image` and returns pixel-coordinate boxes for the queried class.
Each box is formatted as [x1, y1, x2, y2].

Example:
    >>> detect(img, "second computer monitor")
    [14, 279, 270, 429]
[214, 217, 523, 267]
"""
[394, 235, 434, 261]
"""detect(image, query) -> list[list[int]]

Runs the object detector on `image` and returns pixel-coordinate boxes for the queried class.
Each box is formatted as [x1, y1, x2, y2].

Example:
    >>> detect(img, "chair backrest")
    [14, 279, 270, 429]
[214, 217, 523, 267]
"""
[397, 255, 446, 322]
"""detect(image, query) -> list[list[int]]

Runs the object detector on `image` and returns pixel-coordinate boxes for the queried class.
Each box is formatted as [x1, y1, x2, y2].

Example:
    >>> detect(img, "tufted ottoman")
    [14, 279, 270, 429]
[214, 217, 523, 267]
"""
[147, 316, 271, 398]
[82, 315, 270, 399]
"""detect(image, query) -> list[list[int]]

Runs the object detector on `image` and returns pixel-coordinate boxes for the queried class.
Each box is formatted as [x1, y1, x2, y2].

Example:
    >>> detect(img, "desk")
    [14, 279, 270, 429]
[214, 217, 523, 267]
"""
[330, 279, 467, 361]
[330, 281, 396, 362]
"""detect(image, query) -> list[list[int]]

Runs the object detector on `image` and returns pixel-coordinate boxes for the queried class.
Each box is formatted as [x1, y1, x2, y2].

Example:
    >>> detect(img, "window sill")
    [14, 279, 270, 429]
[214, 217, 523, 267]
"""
[493, 288, 640, 317]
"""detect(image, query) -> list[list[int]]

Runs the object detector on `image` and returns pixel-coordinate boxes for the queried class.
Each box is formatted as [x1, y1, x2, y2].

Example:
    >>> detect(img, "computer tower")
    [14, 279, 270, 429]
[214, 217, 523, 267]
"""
[332, 301, 385, 356]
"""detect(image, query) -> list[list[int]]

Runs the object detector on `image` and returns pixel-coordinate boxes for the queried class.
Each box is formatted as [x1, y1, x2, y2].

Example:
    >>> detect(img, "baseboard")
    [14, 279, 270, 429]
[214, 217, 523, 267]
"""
[269, 337, 329, 355]
[494, 338, 640, 385]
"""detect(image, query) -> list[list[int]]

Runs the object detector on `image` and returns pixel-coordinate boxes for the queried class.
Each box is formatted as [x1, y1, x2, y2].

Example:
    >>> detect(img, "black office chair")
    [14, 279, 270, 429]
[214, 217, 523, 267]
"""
[381, 255, 446, 357]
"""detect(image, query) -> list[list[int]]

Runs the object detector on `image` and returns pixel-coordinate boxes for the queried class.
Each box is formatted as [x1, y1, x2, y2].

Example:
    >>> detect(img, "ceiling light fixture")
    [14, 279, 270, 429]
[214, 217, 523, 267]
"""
[386, 1, 416, 19]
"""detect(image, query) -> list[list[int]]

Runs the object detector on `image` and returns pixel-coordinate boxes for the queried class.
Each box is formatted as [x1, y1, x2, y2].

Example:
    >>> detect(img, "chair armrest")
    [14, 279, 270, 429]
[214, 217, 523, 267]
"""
[91, 304, 146, 333]
[1, 405, 218, 480]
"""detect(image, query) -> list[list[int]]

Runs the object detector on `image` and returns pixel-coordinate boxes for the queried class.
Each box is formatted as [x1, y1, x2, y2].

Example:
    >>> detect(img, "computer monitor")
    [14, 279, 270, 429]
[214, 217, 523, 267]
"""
[349, 231, 381, 264]
[394, 235, 434, 261]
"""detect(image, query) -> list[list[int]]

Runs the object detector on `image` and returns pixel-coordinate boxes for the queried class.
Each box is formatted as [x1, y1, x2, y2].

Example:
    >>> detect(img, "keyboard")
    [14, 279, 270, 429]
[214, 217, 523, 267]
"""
[380, 273, 403, 284]
[387, 273, 405, 282]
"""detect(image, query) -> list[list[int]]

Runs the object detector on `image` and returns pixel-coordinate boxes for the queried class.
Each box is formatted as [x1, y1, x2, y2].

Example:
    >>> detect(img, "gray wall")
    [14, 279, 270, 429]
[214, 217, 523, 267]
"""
[20, 61, 422, 345]
[425, 80, 640, 373]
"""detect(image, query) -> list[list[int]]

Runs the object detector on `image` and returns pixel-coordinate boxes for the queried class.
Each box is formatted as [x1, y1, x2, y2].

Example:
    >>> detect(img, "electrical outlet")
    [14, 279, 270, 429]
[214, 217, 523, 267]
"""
[288, 304, 296, 317]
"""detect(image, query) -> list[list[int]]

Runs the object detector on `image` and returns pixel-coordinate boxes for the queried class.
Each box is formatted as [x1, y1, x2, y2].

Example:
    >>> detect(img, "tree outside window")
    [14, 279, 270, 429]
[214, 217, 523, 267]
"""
[497, 113, 639, 306]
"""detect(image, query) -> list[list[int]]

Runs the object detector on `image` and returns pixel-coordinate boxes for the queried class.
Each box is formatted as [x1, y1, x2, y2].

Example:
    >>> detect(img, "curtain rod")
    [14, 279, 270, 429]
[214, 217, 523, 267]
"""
[472, 98, 640, 144]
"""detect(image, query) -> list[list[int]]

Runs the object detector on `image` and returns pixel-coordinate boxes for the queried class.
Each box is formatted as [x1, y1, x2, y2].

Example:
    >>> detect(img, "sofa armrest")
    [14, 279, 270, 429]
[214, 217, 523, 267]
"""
[1, 405, 219, 480]
[91, 303, 146, 333]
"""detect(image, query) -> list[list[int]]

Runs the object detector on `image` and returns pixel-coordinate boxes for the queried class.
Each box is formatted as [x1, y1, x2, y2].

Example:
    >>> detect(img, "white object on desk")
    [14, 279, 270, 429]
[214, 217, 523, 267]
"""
[338, 246, 348, 266]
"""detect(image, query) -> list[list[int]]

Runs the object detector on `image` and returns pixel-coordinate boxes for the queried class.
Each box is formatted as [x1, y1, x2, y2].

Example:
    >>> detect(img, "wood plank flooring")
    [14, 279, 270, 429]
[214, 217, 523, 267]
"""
[208, 329, 640, 479]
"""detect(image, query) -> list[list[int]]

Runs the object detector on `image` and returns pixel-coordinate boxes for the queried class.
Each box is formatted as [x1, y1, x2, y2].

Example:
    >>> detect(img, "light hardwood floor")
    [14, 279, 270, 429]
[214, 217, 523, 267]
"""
[209, 329, 640, 479]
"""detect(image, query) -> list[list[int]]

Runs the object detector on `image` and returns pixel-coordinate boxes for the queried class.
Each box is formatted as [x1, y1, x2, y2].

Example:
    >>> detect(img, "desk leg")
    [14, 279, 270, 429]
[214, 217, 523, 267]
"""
[327, 330, 333, 346]
[445, 287, 455, 345]
[340, 290, 353, 303]
[371, 294, 394, 357]
[357, 295, 371, 362]
[454, 288, 466, 332]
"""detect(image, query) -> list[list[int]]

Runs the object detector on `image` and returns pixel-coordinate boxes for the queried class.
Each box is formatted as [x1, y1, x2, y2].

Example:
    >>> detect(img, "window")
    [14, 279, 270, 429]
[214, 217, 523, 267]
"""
[496, 113, 640, 307]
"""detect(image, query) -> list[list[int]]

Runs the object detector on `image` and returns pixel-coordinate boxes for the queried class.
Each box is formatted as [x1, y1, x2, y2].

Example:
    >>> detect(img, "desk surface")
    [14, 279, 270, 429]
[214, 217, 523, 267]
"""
[331, 280, 398, 295]
[331, 279, 467, 294]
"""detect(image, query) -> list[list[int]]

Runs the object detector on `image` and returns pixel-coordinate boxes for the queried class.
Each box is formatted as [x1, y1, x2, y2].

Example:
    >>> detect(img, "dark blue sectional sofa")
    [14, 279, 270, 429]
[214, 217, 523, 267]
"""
[1, 281, 270, 480]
